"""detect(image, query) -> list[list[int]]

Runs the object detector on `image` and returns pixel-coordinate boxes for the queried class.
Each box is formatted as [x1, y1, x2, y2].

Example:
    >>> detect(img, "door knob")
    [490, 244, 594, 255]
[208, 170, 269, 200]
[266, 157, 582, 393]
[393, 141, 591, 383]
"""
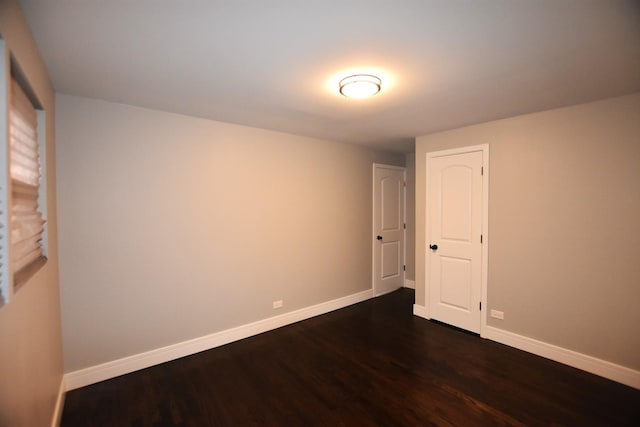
[377, 235, 383, 241]
[429, 244, 438, 250]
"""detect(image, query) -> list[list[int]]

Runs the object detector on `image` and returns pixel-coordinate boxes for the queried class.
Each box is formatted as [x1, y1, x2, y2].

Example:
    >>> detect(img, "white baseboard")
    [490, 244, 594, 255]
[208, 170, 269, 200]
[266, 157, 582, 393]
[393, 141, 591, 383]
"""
[413, 304, 428, 319]
[412, 309, 639, 389]
[483, 326, 640, 390]
[51, 377, 65, 427]
[65, 289, 374, 391]
[404, 279, 415, 289]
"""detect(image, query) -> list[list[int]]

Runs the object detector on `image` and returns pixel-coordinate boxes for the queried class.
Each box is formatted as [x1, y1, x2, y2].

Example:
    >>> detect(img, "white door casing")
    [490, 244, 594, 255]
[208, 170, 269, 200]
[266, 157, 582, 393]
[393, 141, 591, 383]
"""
[373, 164, 405, 296]
[426, 145, 488, 334]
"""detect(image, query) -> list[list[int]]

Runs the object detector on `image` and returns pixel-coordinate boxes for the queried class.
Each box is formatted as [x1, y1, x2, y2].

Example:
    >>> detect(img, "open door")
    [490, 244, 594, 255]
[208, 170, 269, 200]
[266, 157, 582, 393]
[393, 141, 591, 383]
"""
[373, 164, 405, 296]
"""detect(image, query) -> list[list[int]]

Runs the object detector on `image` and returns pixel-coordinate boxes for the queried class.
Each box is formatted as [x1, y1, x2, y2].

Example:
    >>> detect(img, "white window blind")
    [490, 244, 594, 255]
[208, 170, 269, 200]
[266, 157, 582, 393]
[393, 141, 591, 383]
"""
[9, 78, 45, 279]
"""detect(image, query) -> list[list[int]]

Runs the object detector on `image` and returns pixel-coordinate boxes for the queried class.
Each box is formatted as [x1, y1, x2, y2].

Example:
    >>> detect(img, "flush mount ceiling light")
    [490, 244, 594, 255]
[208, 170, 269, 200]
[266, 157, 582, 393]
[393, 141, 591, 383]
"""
[339, 74, 381, 98]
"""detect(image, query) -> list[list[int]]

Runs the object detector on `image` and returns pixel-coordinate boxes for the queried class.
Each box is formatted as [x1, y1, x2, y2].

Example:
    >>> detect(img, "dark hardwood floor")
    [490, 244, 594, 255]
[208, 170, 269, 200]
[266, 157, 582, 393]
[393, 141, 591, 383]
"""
[61, 289, 640, 426]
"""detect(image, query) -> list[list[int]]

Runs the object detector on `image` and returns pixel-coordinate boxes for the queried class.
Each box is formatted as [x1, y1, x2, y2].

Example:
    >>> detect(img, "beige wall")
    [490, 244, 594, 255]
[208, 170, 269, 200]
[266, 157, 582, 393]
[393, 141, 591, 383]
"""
[416, 93, 640, 370]
[56, 94, 404, 372]
[404, 151, 415, 281]
[0, 1, 64, 426]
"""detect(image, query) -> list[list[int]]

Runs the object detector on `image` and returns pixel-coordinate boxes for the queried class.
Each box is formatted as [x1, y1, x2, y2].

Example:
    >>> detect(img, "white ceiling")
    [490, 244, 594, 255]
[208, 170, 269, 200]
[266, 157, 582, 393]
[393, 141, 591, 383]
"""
[19, 0, 640, 153]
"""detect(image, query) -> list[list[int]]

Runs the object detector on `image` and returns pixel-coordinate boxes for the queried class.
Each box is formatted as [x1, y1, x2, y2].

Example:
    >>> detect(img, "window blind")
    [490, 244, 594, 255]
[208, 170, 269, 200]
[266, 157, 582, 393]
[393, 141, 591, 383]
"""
[9, 79, 45, 277]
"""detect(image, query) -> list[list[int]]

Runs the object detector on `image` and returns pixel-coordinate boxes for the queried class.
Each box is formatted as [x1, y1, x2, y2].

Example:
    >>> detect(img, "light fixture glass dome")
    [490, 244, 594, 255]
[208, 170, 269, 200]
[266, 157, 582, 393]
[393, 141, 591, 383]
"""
[339, 74, 381, 98]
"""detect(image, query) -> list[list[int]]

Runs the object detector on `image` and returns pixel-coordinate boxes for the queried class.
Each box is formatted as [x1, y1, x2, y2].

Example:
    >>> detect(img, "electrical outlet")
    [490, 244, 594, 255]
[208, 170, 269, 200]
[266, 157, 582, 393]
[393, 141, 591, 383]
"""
[490, 309, 504, 320]
[272, 300, 283, 309]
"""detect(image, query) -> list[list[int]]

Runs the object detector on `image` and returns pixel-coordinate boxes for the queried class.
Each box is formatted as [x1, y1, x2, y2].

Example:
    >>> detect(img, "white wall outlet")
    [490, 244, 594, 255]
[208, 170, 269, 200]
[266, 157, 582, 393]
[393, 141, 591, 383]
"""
[490, 309, 504, 320]
[272, 300, 283, 309]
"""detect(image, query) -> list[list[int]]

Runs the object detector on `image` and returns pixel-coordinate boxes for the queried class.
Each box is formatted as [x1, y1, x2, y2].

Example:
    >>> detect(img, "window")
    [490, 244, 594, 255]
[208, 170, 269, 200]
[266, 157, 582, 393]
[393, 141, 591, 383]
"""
[0, 43, 47, 306]
[9, 78, 46, 289]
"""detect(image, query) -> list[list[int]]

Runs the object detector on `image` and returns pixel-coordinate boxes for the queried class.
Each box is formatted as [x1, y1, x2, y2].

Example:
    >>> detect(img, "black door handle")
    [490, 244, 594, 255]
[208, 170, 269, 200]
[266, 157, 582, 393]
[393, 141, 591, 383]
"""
[429, 244, 438, 250]
[376, 235, 383, 241]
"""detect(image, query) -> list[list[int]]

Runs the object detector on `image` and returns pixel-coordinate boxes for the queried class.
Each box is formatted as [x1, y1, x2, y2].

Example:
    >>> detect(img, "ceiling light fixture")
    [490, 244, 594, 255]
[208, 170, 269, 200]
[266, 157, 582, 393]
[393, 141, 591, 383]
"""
[339, 74, 381, 98]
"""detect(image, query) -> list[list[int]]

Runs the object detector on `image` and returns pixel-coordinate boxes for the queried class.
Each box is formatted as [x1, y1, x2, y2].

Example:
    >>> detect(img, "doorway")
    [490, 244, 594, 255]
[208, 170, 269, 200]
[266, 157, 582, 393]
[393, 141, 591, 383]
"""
[425, 145, 488, 333]
[373, 164, 406, 296]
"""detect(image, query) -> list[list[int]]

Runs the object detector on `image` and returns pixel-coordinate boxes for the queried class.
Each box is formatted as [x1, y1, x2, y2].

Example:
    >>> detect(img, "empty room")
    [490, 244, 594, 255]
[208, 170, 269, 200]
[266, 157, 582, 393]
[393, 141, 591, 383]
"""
[1, 0, 639, 426]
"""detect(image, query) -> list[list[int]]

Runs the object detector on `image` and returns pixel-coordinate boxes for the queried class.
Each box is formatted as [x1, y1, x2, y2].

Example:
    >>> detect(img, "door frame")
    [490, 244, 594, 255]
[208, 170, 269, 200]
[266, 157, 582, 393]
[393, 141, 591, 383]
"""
[424, 144, 489, 335]
[372, 163, 406, 296]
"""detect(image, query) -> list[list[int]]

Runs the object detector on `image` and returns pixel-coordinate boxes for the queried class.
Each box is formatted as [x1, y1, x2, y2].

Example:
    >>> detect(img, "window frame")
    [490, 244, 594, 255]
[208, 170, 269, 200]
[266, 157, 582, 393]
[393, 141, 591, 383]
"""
[0, 39, 48, 306]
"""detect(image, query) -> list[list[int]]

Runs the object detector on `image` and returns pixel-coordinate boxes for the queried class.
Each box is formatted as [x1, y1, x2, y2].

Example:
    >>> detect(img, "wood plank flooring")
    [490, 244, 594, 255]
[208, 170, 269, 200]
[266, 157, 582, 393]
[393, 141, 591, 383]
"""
[61, 289, 640, 426]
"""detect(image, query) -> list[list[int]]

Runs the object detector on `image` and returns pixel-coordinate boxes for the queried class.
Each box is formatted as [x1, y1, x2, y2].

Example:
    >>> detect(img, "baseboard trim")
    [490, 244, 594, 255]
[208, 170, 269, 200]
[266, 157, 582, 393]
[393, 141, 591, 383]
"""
[64, 289, 374, 391]
[483, 326, 640, 390]
[413, 303, 428, 319]
[404, 279, 415, 289]
[51, 377, 65, 427]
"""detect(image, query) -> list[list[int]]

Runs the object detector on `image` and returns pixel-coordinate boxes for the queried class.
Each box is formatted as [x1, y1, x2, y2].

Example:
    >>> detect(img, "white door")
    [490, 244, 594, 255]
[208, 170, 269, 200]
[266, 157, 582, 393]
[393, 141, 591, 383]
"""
[427, 146, 486, 333]
[373, 164, 405, 296]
